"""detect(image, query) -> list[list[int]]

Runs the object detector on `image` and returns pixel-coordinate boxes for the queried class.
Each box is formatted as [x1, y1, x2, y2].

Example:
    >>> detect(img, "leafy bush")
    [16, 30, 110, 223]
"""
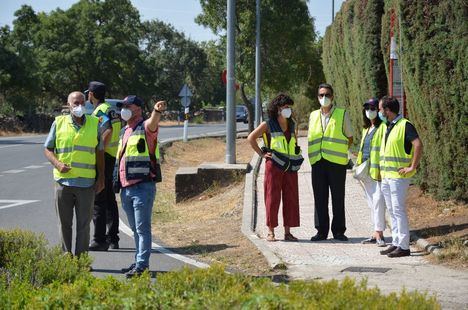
[0, 229, 91, 287]
[0, 229, 440, 308]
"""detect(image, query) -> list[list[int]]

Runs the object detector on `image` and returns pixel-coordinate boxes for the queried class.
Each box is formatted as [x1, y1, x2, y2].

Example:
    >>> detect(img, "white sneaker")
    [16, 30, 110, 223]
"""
[376, 238, 386, 247]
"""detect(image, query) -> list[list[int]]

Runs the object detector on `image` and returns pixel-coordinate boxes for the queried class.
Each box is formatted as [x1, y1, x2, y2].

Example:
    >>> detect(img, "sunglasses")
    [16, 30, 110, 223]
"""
[318, 93, 332, 98]
[364, 106, 377, 111]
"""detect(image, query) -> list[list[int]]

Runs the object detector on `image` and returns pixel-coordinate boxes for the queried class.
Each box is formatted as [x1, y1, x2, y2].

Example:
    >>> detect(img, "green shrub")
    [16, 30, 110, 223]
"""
[1, 265, 438, 309]
[0, 230, 440, 308]
[0, 229, 91, 287]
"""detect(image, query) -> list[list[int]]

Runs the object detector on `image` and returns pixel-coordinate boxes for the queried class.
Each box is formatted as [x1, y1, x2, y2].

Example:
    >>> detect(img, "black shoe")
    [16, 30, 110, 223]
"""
[387, 247, 411, 258]
[361, 237, 377, 244]
[380, 245, 398, 255]
[310, 234, 327, 241]
[125, 267, 147, 278]
[121, 263, 136, 273]
[88, 242, 109, 251]
[333, 234, 348, 241]
[109, 242, 119, 249]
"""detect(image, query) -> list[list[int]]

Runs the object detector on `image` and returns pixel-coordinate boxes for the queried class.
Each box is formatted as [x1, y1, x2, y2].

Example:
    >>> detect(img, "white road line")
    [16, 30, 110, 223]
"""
[3, 169, 25, 174]
[0, 200, 39, 210]
[42, 162, 50, 165]
[118, 218, 209, 269]
[0, 144, 21, 149]
[24, 165, 44, 169]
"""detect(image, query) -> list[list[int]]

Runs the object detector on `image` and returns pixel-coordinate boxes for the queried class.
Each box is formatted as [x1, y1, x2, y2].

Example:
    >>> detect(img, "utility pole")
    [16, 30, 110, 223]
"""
[254, 0, 261, 128]
[226, 0, 236, 164]
[332, 0, 335, 22]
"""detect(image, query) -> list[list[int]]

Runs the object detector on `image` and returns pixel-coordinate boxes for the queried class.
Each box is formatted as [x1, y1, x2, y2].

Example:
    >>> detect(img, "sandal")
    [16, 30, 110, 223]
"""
[266, 233, 277, 242]
[284, 233, 298, 242]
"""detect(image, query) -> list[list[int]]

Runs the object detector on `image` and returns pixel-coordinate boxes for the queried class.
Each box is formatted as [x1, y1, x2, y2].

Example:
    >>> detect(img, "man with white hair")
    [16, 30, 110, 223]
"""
[44, 91, 105, 256]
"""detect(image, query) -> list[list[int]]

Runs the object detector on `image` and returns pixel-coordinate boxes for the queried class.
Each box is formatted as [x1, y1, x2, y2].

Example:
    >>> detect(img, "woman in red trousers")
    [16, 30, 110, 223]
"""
[247, 93, 304, 242]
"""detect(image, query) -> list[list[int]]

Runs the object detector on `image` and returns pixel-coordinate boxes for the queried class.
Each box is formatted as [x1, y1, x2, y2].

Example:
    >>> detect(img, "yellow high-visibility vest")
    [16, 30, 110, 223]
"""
[356, 123, 386, 181]
[308, 108, 349, 165]
[53, 115, 99, 181]
[93, 102, 121, 157]
[380, 118, 415, 179]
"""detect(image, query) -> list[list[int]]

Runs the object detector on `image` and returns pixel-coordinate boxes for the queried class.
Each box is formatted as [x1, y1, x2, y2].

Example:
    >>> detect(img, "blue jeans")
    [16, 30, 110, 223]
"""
[121, 181, 156, 269]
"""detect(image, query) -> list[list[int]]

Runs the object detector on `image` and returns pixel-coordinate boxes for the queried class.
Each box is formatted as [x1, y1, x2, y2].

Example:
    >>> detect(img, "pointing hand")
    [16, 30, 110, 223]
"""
[154, 101, 166, 113]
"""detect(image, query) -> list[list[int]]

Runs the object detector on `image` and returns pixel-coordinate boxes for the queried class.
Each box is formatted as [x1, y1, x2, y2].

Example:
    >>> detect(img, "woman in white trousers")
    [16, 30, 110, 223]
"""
[356, 98, 387, 247]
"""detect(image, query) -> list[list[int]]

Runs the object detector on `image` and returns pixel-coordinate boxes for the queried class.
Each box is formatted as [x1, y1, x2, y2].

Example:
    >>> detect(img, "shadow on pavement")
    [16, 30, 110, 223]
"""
[92, 269, 168, 278]
[254, 273, 290, 284]
[158, 243, 234, 255]
[299, 237, 368, 244]
[411, 223, 468, 238]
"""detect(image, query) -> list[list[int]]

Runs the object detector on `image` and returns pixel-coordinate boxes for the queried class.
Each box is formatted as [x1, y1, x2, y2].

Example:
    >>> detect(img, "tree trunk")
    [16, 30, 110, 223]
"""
[240, 83, 254, 133]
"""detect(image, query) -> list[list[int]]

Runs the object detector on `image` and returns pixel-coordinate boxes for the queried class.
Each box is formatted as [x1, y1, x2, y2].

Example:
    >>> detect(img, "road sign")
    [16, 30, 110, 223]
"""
[179, 84, 192, 107]
[179, 84, 192, 142]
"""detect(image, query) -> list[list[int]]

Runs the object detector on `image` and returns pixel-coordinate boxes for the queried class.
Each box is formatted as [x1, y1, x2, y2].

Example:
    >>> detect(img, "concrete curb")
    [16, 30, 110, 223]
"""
[241, 152, 287, 270]
[410, 232, 443, 257]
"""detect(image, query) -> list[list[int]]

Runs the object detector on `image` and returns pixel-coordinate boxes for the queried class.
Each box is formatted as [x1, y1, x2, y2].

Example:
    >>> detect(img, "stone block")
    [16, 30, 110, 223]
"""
[175, 162, 251, 202]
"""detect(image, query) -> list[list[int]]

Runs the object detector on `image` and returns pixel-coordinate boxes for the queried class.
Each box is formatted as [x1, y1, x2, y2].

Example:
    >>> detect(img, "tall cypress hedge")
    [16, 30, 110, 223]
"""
[323, 0, 467, 201]
[322, 0, 386, 137]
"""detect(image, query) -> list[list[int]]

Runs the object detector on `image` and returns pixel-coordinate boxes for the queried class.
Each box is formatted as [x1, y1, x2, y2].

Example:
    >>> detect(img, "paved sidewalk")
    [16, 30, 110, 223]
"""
[254, 137, 468, 309]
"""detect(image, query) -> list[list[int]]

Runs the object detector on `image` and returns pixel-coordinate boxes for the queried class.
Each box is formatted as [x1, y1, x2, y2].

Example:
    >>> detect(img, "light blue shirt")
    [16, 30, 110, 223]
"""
[44, 114, 103, 188]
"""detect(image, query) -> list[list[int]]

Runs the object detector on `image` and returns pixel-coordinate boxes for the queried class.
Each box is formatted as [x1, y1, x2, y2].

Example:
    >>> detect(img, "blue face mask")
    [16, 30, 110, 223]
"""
[378, 111, 387, 123]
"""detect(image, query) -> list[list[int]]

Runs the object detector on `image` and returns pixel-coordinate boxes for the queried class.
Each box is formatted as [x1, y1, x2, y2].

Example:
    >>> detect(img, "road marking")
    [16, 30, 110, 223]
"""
[42, 162, 50, 165]
[24, 165, 44, 169]
[0, 200, 39, 210]
[0, 144, 21, 149]
[2, 169, 25, 174]
[119, 218, 209, 269]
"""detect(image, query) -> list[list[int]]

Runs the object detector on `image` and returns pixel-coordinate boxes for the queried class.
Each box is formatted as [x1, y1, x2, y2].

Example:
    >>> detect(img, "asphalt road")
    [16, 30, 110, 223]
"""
[0, 122, 247, 278]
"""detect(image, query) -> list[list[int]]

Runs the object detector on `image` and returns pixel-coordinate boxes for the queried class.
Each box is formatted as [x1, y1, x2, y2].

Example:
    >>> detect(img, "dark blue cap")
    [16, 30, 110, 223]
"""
[119, 95, 144, 107]
[86, 81, 106, 96]
[363, 98, 379, 107]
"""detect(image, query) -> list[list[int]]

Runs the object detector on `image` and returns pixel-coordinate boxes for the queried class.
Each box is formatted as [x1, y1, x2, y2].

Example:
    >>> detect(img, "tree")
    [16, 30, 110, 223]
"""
[0, 6, 42, 115]
[33, 0, 142, 102]
[139, 20, 212, 111]
[197, 0, 324, 131]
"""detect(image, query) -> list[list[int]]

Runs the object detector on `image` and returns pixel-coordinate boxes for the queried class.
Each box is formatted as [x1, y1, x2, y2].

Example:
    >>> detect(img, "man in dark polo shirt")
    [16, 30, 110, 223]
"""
[378, 96, 423, 258]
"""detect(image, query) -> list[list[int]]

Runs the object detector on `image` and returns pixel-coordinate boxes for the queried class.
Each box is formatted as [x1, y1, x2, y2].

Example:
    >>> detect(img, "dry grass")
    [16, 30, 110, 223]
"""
[152, 137, 275, 275]
[407, 186, 468, 268]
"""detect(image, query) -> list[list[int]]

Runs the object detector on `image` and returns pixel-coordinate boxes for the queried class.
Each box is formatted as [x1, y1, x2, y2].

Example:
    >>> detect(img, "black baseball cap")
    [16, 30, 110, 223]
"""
[85, 81, 106, 97]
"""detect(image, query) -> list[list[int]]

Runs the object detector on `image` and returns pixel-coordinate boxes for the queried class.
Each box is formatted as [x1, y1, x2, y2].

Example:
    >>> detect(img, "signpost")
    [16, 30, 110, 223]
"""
[179, 84, 192, 142]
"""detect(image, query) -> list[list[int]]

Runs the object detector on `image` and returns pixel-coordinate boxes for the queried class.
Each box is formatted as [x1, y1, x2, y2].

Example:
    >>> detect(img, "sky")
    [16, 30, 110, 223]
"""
[1, 0, 346, 42]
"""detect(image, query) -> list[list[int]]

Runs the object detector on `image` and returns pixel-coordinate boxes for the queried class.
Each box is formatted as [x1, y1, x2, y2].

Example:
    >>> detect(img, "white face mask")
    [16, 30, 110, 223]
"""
[120, 108, 132, 121]
[71, 105, 84, 118]
[319, 96, 332, 107]
[365, 110, 377, 120]
[84, 101, 94, 115]
[280, 107, 292, 118]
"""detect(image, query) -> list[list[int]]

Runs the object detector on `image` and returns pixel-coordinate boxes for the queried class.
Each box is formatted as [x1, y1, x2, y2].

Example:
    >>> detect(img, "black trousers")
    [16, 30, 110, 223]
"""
[311, 158, 347, 237]
[93, 153, 119, 243]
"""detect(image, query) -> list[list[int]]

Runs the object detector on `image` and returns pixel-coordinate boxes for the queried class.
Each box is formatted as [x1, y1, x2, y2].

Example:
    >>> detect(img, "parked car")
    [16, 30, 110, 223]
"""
[84, 99, 122, 115]
[236, 105, 248, 123]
